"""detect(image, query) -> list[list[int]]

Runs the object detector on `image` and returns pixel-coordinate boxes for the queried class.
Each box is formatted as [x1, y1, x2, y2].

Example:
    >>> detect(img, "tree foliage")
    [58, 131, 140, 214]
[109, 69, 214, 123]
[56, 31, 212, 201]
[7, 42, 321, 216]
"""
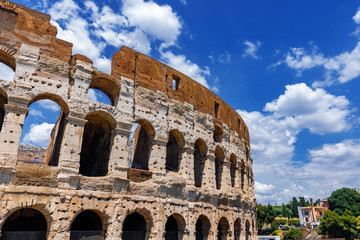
[284, 228, 303, 240]
[257, 204, 276, 231]
[328, 188, 360, 216]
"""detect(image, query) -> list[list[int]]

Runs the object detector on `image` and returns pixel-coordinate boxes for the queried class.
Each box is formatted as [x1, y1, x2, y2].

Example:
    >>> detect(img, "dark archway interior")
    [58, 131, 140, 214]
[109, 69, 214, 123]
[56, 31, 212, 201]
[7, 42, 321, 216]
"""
[234, 219, 241, 240]
[132, 125, 150, 170]
[194, 140, 206, 188]
[195, 216, 210, 240]
[213, 125, 223, 142]
[241, 162, 245, 191]
[215, 148, 224, 190]
[166, 133, 180, 172]
[80, 114, 112, 176]
[230, 156, 237, 188]
[0, 94, 6, 133]
[165, 215, 178, 240]
[70, 210, 104, 240]
[1, 208, 47, 240]
[217, 218, 229, 240]
[122, 212, 146, 240]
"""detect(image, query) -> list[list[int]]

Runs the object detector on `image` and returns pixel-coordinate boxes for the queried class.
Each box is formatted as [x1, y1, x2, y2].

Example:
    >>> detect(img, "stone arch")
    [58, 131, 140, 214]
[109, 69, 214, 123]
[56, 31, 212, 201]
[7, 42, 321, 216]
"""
[234, 218, 241, 240]
[130, 119, 156, 171]
[230, 154, 237, 188]
[165, 129, 185, 172]
[1, 208, 48, 240]
[245, 219, 251, 240]
[217, 217, 230, 240]
[28, 93, 70, 115]
[194, 139, 207, 188]
[165, 213, 186, 240]
[89, 75, 120, 106]
[122, 211, 149, 240]
[0, 45, 16, 72]
[69, 210, 106, 240]
[195, 214, 211, 240]
[79, 110, 117, 176]
[215, 147, 225, 190]
[0, 88, 8, 133]
[213, 124, 223, 142]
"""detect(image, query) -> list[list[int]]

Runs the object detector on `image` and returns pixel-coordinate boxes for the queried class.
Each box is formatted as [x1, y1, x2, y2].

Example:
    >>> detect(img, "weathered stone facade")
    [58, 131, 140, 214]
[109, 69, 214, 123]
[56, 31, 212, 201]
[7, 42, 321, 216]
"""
[0, 1, 257, 240]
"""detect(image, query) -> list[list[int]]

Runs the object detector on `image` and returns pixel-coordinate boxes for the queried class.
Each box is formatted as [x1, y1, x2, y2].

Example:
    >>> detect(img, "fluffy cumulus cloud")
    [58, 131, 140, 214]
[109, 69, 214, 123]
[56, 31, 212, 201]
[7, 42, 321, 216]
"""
[0, 62, 15, 82]
[22, 123, 55, 147]
[243, 40, 261, 59]
[44, 0, 211, 88]
[238, 83, 354, 204]
[273, 10, 360, 87]
[37, 100, 61, 112]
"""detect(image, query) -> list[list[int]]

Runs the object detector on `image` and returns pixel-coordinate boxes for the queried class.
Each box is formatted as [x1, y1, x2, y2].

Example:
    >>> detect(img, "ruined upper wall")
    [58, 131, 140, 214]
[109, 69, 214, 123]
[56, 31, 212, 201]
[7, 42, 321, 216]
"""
[0, 0, 250, 145]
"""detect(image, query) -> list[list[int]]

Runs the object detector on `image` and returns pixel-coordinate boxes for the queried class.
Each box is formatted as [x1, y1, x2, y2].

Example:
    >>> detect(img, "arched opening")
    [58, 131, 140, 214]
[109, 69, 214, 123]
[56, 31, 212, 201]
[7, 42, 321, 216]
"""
[230, 154, 237, 188]
[195, 215, 211, 240]
[1, 208, 47, 240]
[19, 96, 68, 166]
[122, 212, 147, 240]
[89, 76, 120, 106]
[0, 48, 16, 82]
[194, 139, 207, 188]
[0, 89, 7, 133]
[215, 147, 225, 190]
[165, 214, 185, 240]
[217, 217, 229, 240]
[241, 160, 245, 192]
[213, 125, 223, 142]
[80, 111, 116, 176]
[234, 218, 241, 240]
[245, 220, 250, 240]
[70, 210, 105, 240]
[129, 120, 155, 170]
[165, 130, 185, 172]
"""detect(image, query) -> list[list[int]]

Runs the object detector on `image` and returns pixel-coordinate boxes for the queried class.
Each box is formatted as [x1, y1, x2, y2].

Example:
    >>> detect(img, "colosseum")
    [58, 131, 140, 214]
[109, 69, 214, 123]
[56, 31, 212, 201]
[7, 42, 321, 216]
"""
[0, 1, 257, 240]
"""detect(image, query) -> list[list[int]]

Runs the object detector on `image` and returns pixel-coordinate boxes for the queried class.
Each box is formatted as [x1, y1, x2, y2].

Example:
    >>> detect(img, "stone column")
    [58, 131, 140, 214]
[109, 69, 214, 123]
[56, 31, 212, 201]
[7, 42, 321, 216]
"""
[109, 127, 131, 178]
[148, 138, 167, 177]
[179, 146, 195, 186]
[0, 104, 28, 167]
[57, 115, 87, 188]
[203, 154, 216, 189]
[222, 159, 231, 191]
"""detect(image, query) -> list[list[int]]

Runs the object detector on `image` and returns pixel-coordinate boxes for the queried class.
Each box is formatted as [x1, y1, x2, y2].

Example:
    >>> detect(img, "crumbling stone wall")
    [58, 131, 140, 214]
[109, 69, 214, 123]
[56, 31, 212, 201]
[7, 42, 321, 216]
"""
[0, 1, 257, 240]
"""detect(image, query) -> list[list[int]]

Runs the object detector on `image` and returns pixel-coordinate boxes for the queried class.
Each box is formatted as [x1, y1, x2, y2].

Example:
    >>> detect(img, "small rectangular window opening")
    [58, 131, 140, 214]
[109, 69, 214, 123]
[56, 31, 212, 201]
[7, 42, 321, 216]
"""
[172, 75, 180, 90]
[34, 157, 39, 163]
[214, 102, 219, 118]
[238, 119, 241, 131]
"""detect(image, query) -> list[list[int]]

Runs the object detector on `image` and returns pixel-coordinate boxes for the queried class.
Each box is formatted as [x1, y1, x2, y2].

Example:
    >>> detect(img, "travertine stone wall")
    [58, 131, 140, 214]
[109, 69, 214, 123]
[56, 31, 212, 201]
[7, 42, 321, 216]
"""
[0, 1, 257, 240]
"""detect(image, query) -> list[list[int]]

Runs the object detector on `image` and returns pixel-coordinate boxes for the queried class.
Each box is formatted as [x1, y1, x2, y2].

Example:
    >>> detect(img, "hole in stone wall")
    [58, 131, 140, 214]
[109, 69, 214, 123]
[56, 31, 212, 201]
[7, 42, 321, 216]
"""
[215, 147, 224, 190]
[0, 61, 15, 82]
[128, 122, 153, 170]
[245, 220, 251, 240]
[195, 215, 210, 240]
[1, 208, 47, 239]
[230, 154, 237, 188]
[213, 125, 223, 142]
[217, 217, 229, 240]
[122, 212, 146, 240]
[88, 88, 112, 105]
[19, 98, 66, 166]
[70, 210, 104, 240]
[80, 112, 115, 177]
[165, 130, 184, 172]
[0, 91, 7, 133]
[172, 75, 180, 90]
[194, 139, 207, 188]
[234, 219, 241, 240]
[214, 101, 219, 118]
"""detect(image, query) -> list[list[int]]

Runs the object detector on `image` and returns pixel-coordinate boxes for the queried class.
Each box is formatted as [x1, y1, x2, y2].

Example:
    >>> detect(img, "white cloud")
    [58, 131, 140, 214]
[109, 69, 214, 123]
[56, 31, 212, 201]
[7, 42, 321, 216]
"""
[0, 62, 14, 82]
[28, 109, 45, 118]
[218, 51, 231, 63]
[88, 89, 98, 102]
[22, 122, 55, 147]
[237, 83, 354, 204]
[353, 8, 360, 24]
[255, 182, 275, 195]
[37, 99, 61, 112]
[160, 50, 210, 88]
[48, 0, 79, 21]
[243, 40, 261, 59]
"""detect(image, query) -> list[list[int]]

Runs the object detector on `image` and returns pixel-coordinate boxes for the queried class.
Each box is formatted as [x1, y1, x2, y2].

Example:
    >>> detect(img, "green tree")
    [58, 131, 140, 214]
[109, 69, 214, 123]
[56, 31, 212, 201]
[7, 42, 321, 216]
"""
[284, 228, 303, 240]
[291, 197, 299, 218]
[257, 204, 276, 231]
[328, 188, 360, 216]
[299, 197, 307, 207]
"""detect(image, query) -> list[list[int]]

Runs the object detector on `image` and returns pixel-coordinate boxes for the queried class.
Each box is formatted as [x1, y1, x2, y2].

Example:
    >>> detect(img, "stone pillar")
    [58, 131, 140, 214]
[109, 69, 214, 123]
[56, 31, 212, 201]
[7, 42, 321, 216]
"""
[222, 159, 231, 191]
[0, 104, 28, 167]
[57, 115, 87, 188]
[109, 127, 131, 178]
[179, 146, 195, 186]
[148, 138, 167, 177]
[204, 154, 216, 189]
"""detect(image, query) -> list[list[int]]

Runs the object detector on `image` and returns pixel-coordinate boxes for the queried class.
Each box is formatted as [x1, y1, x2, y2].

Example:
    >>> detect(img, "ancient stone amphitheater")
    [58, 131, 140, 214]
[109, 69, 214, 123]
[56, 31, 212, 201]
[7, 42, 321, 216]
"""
[0, 1, 257, 240]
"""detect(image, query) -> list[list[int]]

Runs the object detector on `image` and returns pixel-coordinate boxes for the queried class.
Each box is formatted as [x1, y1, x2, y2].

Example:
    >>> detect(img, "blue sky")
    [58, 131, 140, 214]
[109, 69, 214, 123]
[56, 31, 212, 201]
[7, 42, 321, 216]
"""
[3, 0, 360, 204]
